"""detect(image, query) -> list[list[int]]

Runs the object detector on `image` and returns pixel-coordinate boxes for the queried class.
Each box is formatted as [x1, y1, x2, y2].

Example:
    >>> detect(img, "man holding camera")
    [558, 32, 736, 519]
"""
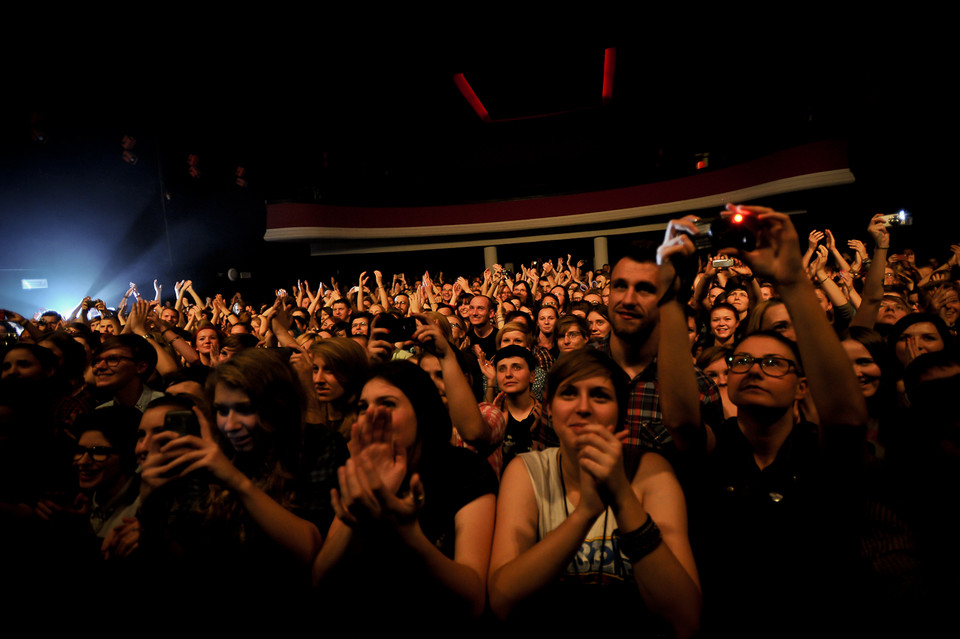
[604, 240, 723, 462]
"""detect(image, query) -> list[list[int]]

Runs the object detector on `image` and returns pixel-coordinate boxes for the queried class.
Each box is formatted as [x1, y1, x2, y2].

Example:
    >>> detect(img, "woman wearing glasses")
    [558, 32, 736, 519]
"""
[33, 406, 142, 559]
[72, 408, 141, 540]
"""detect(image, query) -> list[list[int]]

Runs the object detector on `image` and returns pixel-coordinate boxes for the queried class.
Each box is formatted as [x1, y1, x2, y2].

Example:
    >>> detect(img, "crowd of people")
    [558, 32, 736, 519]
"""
[2, 204, 958, 635]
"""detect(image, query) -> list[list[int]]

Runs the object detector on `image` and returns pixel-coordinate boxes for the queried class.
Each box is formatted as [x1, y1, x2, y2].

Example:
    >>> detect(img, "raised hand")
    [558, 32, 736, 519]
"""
[157, 407, 241, 485]
[473, 344, 495, 381]
[848, 239, 868, 261]
[808, 229, 824, 248]
[367, 326, 397, 363]
[824, 229, 837, 252]
[412, 316, 449, 357]
[867, 214, 890, 249]
[1, 308, 26, 324]
[948, 244, 960, 267]
[656, 215, 699, 295]
[124, 299, 152, 335]
[809, 245, 829, 276]
[729, 205, 805, 287]
[729, 259, 753, 278]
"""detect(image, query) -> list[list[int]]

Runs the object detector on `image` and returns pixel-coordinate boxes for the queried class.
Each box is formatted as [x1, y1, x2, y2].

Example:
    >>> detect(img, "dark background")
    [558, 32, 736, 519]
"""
[1, 25, 951, 315]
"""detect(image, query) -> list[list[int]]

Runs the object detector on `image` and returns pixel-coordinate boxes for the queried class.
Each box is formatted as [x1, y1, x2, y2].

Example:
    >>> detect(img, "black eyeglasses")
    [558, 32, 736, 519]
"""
[726, 354, 798, 378]
[73, 446, 117, 462]
[91, 355, 134, 368]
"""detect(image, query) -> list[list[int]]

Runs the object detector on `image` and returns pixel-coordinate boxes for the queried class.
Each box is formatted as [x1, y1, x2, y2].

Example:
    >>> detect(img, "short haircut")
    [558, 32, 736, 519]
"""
[614, 239, 658, 266]
[732, 330, 804, 375]
[2, 342, 59, 374]
[75, 405, 142, 473]
[94, 334, 157, 380]
[471, 295, 493, 310]
[710, 301, 739, 320]
[545, 349, 630, 430]
[493, 345, 537, 371]
[557, 314, 589, 338]
[696, 345, 732, 370]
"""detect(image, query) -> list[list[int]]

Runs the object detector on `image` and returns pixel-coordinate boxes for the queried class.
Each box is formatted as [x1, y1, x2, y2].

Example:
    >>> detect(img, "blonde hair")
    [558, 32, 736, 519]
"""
[496, 321, 533, 348]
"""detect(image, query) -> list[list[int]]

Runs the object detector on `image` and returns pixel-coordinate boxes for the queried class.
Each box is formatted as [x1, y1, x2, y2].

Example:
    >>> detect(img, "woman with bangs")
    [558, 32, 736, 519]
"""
[706, 301, 740, 348]
[303, 338, 369, 439]
[138, 349, 331, 589]
[488, 349, 701, 635]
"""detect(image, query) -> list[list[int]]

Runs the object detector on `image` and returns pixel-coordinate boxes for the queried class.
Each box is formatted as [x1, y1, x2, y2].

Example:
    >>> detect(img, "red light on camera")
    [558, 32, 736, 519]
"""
[733, 213, 744, 223]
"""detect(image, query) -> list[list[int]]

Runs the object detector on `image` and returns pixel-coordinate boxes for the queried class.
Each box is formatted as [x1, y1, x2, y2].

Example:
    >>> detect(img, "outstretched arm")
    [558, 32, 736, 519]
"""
[656, 217, 712, 454]
[413, 317, 494, 450]
[122, 300, 180, 377]
[851, 214, 890, 329]
[736, 205, 867, 431]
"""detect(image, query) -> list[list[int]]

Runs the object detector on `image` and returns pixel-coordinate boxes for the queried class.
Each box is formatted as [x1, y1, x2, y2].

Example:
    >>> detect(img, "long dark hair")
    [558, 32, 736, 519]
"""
[366, 360, 452, 456]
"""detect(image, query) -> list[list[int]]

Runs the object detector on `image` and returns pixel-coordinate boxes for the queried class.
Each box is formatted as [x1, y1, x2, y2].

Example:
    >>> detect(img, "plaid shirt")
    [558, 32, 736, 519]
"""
[603, 342, 723, 458]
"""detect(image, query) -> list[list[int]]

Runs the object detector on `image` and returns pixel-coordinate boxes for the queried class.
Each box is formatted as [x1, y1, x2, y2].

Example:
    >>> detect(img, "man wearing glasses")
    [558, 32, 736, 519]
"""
[657, 206, 868, 634]
[94, 335, 164, 412]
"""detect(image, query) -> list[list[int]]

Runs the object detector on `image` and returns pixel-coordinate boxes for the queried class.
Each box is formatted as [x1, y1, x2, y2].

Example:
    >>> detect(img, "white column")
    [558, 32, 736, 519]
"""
[483, 246, 498, 269]
[593, 236, 609, 271]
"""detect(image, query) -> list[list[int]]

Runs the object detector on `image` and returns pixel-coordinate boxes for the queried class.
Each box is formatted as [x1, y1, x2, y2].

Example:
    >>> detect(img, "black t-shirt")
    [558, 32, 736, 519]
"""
[501, 409, 536, 471]
[317, 444, 498, 623]
[687, 418, 864, 634]
[468, 326, 498, 359]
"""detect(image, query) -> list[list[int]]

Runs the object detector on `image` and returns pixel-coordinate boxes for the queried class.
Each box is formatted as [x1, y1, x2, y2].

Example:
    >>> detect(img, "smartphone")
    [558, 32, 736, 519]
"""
[376, 314, 417, 343]
[163, 410, 201, 437]
[713, 258, 735, 268]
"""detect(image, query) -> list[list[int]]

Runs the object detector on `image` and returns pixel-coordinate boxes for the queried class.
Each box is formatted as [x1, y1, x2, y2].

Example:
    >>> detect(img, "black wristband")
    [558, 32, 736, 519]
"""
[616, 516, 662, 562]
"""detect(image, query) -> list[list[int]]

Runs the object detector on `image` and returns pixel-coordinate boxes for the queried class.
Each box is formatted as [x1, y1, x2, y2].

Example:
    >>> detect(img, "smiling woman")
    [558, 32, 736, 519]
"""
[71, 407, 141, 536]
[313, 360, 498, 624]
[135, 349, 338, 594]
[487, 350, 701, 636]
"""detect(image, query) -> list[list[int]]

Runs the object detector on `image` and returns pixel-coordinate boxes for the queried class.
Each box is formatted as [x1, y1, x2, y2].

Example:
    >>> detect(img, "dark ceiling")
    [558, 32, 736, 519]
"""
[0, 28, 949, 311]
